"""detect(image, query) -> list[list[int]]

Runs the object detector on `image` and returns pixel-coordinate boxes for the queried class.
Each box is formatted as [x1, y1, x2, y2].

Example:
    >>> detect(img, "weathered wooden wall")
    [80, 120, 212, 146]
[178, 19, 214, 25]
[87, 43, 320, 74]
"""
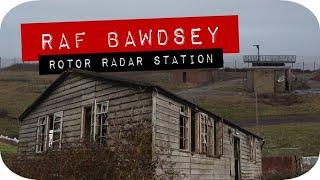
[153, 92, 262, 179]
[18, 73, 153, 155]
[18, 72, 262, 179]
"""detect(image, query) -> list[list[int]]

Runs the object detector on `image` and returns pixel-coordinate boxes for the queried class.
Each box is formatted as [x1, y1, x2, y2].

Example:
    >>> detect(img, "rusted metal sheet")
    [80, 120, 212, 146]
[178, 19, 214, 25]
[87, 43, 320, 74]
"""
[263, 156, 301, 175]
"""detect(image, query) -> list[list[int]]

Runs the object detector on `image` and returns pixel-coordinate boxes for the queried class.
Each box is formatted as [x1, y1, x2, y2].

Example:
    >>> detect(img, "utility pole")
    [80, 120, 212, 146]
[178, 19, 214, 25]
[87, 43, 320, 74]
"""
[0, 56, 1, 69]
[256, 91, 259, 135]
[254, 83, 264, 136]
[253, 45, 260, 61]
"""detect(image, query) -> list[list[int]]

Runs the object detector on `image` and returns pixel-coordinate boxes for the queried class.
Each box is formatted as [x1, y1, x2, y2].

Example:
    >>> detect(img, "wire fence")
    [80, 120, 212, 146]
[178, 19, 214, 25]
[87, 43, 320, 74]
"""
[0, 57, 38, 71]
[0, 57, 320, 71]
[224, 60, 320, 71]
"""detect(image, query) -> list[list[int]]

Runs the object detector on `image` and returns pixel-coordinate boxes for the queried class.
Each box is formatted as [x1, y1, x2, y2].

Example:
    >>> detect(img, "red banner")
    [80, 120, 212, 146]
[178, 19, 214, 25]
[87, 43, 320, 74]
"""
[21, 16, 239, 62]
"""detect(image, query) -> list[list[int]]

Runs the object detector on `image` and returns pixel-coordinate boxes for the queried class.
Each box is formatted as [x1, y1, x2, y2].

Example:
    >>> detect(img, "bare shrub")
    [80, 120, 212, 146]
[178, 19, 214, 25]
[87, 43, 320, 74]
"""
[262, 170, 302, 180]
[5, 121, 178, 179]
[259, 94, 303, 106]
[0, 108, 8, 118]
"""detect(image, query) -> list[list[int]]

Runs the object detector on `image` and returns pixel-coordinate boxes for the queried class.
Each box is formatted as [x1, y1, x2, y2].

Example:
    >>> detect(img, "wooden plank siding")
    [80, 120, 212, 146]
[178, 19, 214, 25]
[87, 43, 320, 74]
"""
[153, 92, 262, 179]
[18, 71, 262, 179]
[18, 73, 153, 155]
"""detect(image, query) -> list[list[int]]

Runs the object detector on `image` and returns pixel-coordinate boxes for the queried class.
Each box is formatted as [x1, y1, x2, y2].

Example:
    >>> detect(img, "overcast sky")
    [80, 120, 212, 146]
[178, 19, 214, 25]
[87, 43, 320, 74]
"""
[0, 0, 319, 62]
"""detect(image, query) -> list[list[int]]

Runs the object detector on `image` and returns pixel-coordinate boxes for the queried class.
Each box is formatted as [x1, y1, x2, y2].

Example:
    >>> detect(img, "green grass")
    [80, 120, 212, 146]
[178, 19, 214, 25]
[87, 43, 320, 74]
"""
[246, 123, 320, 156]
[0, 119, 19, 138]
[218, 71, 245, 81]
[0, 71, 56, 137]
[0, 81, 39, 137]
[0, 142, 17, 154]
[118, 71, 199, 91]
[195, 94, 320, 121]
[214, 85, 244, 92]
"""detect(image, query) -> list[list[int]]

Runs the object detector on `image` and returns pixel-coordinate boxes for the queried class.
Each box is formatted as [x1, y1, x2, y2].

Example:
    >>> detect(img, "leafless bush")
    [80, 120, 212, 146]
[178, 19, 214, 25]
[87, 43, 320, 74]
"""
[0, 108, 8, 118]
[262, 169, 302, 180]
[5, 121, 178, 180]
[259, 94, 303, 106]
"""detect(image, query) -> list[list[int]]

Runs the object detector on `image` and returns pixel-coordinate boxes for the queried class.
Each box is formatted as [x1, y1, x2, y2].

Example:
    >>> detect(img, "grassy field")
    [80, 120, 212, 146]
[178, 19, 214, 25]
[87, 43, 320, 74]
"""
[194, 93, 320, 121]
[193, 72, 320, 156]
[246, 123, 320, 156]
[214, 84, 244, 92]
[0, 70, 56, 137]
[0, 142, 17, 154]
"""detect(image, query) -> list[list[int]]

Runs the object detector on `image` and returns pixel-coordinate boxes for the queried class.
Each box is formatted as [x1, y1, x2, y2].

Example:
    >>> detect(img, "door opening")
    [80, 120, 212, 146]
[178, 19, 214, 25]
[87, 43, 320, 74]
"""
[182, 72, 187, 83]
[83, 106, 93, 142]
[234, 137, 241, 180]
[190, 110, 196, 152]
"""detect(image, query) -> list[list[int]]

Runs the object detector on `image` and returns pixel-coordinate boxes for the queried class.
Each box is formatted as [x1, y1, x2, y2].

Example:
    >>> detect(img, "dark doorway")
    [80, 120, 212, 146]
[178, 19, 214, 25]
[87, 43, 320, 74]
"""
[285, 71, 289, 91]
[190, 110, 196, 152]
[234, 137, 241, 180]
[182, 72, 187, 83]
[83, 106, 93, 142]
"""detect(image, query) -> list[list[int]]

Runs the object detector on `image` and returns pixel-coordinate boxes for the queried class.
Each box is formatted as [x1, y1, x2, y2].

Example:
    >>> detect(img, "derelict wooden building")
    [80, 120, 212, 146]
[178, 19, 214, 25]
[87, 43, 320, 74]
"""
[18, 69, 263, 179]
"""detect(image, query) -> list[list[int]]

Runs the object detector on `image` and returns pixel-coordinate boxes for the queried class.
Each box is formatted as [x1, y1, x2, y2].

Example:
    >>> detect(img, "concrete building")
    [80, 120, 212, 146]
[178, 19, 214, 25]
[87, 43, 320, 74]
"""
[244, 55, 296, 94]
[246, 66, 293, 94]
[170, 69, 218, 84]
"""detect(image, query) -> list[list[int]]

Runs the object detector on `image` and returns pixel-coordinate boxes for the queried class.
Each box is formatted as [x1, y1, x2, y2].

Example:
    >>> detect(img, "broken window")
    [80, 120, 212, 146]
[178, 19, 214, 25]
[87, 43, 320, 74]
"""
[207, 117, 214, 156]
[48, 115, 54, 148]
[94, 101, 109, 144]
[199, 113, 214, 155]
[248, 136, 256, 162]
[214, 120, 218, 156]
[214, 118, 224, 157]
[36, 116, 47, 153]
[190, 110, 196, 152]
[179, 105, 189, 150]
[199, 113, 207, 153]
[81, 105, 93, 142]
[35, 111, 63, 153]
[49, 111, 63, 150]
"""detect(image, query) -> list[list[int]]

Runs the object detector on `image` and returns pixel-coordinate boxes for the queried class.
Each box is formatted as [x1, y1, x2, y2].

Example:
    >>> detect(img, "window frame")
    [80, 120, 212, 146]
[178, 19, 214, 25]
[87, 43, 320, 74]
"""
[35, 111, 63, 153]
[49, 111, 63, 150]
[199, 113, 213, 155]
[215, 118, 224, 157]
[36, 116, 47, 153]
[190, 110, 197, 153]
[81, 104, 94, 142]
[213, 120, 220, 157]
[179, 105, 189, 151]
[93, 100, 109, 144]
[248, 136, 257, 162]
